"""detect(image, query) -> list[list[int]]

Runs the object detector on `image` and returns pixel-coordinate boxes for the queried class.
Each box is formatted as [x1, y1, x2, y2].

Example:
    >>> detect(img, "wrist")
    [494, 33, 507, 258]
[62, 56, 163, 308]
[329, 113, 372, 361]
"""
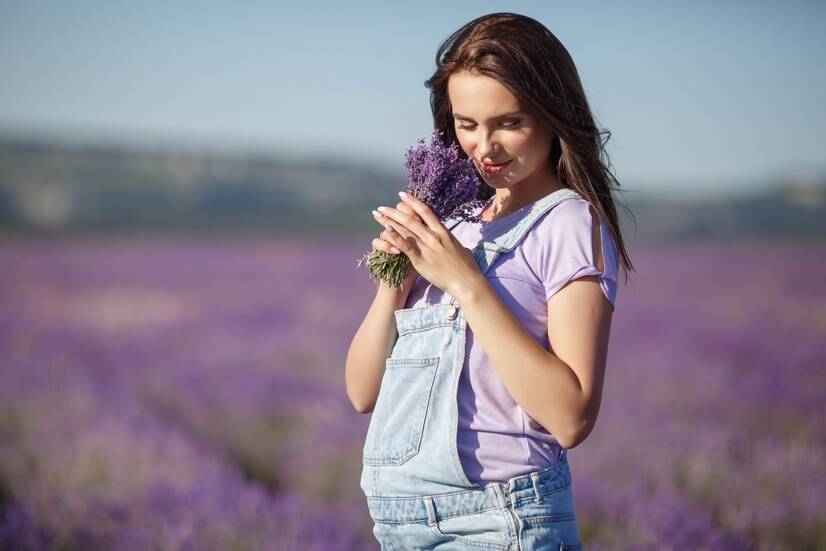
[377, 279, 412, 308]
[450, 271, 487, 307]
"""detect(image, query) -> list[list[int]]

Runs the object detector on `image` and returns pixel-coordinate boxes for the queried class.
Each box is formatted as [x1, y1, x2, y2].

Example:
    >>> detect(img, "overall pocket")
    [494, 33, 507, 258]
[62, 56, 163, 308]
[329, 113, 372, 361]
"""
[362, 356, 440, 466]
[428, 509, 512, 550]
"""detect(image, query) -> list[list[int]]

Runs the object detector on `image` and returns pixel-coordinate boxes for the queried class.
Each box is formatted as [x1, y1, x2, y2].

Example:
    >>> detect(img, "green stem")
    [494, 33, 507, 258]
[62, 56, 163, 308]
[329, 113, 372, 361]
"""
[356, 249, 413, 291]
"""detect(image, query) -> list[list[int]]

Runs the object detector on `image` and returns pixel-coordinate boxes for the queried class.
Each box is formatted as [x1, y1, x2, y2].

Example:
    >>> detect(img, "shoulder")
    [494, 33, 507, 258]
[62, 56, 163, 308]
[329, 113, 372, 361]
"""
[524, 196, 619, 305]
[536, 197, 594, 232]
[528, 197, 610, 255]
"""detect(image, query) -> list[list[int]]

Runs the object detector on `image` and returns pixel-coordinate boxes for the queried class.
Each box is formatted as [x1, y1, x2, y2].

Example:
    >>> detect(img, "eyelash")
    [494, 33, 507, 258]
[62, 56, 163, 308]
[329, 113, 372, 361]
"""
[457, 120, 521, 130]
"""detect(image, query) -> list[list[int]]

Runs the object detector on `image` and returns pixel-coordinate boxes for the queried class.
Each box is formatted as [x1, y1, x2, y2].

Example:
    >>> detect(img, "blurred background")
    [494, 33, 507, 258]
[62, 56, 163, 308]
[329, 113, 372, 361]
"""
[1, 2, 824, 550]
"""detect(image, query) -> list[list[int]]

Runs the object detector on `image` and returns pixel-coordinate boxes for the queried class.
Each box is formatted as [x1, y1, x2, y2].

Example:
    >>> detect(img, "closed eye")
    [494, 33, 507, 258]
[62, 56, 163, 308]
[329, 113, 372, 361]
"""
[457, 120, 521, 131]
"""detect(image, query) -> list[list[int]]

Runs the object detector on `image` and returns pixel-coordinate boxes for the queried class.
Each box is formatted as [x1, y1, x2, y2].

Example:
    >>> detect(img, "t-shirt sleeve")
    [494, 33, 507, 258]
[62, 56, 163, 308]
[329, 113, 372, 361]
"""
[533, 199, 619, 307]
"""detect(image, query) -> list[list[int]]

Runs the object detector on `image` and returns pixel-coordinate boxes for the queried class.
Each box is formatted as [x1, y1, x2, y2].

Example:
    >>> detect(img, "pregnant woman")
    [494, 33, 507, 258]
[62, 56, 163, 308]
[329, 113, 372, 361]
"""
[346, 12, 634, 550]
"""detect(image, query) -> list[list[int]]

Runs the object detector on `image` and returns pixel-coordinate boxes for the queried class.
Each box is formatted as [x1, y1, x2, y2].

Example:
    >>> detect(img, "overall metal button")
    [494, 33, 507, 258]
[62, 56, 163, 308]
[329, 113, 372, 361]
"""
[446, 304, 459, 320]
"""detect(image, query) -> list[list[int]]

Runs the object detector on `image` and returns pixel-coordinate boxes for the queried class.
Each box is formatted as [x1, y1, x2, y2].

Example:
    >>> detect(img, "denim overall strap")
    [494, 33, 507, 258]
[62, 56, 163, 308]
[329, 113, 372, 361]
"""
[468, 187, 582, 276]
[425, 188, 584, 304]
[360, 187, 584, 500]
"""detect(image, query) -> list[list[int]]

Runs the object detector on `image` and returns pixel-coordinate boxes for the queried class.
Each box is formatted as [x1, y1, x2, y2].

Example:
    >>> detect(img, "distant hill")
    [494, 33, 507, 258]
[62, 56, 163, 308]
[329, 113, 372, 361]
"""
[624, 179, 826, 244]
[1, 136, 824, 242]
[0, 137, 405, 236]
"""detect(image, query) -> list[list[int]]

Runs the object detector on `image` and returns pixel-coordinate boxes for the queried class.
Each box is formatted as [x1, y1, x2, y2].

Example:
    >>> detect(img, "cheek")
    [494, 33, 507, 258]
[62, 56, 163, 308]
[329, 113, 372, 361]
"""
[512, 132, 548, 166]
[453, 132, 470, 154]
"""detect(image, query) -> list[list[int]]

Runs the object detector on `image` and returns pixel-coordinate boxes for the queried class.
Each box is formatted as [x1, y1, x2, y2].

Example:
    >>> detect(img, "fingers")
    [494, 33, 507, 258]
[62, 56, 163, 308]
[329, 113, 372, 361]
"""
[370, 194, 429, 254]
[371, 205, 408, 255]
[374, 205, 427, 243]
[371, 197, 422, 230]
[372, 233, 401, 255]
[373, 207, 415, 244]
[397, 191, 442, 234]
[396, 201, 421, 223]
[373, 237, 401, 254]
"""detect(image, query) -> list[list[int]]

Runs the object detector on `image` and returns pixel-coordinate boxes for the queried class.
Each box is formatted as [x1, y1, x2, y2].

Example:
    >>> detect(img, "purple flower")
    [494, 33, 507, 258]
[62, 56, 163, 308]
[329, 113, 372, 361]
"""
[402, 129, 486, 222]
[357, 129, 486, 290]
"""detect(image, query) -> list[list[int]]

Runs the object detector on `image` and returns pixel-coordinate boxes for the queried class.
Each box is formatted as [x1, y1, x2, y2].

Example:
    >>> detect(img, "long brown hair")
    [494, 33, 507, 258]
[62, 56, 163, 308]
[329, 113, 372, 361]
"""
[425, 12, 635, 283]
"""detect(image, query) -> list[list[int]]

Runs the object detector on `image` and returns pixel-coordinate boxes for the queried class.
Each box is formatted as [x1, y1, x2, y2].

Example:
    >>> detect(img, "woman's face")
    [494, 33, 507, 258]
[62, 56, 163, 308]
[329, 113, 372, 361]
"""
[447, 70, 553, 191]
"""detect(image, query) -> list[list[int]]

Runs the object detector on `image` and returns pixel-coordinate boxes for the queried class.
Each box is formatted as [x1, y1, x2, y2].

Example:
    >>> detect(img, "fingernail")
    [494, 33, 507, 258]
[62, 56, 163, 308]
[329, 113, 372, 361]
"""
[398, 191, 408, 198]
[390, 247, 400, 254]
[377, 206, 387, 212]
[372, 209, 381, 217]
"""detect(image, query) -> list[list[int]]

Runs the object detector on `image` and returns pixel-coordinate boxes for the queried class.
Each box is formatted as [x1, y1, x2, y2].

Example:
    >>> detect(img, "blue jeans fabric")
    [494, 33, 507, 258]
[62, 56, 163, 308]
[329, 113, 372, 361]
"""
[368, 451, 584, 550]
[360, 188, 586, 550]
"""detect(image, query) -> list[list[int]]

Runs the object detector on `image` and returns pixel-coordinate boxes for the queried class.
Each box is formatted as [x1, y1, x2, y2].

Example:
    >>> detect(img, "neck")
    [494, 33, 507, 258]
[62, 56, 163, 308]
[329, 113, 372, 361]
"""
[485, 168, 566, 219]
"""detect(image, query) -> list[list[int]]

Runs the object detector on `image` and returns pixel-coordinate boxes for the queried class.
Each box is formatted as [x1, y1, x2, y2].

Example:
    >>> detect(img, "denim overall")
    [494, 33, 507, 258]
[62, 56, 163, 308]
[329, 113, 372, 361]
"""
[361, 188, 586, 550]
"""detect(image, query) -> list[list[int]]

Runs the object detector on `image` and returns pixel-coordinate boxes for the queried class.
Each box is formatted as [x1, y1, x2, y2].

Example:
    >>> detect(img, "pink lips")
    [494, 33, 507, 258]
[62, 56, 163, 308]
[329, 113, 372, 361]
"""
[479, 159, 512, 174]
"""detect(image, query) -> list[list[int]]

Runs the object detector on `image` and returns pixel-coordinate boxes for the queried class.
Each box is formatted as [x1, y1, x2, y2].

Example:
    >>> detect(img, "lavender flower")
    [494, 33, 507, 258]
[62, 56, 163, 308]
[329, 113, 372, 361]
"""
[402, 129, 487, 222]
[357, 129, 486, 291]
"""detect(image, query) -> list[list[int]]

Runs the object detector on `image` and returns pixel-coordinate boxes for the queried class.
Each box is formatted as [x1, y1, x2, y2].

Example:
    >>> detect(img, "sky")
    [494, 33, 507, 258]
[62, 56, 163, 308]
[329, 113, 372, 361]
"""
[1, 1, 824, 199]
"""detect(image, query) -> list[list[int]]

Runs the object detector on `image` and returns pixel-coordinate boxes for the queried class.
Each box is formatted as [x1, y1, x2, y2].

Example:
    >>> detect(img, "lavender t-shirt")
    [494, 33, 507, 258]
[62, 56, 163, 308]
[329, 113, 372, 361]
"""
[403, 195, 619, 484]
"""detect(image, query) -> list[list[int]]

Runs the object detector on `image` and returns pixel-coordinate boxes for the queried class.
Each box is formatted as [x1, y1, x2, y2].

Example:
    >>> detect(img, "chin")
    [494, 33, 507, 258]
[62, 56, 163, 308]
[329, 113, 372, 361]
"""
[485, 174, 517, 187]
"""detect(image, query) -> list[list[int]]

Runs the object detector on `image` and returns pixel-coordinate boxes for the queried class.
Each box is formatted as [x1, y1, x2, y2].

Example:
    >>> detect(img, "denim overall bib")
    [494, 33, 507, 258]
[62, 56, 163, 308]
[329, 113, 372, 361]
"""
[361, 188, 586, 551]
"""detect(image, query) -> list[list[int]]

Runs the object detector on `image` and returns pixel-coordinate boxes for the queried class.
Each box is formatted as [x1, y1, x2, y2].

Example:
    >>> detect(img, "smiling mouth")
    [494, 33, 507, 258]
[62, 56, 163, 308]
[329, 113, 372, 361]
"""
[478, 159, 512, 173]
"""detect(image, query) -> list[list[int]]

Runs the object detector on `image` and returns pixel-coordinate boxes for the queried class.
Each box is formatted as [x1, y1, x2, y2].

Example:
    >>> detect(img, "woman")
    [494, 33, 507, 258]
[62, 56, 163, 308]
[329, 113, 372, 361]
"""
[346, 12, 634, 550]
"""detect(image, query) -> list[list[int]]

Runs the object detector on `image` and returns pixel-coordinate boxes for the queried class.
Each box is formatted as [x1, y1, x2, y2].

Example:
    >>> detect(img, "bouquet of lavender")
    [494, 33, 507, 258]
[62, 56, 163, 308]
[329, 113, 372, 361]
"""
[357, 129, 487, 291]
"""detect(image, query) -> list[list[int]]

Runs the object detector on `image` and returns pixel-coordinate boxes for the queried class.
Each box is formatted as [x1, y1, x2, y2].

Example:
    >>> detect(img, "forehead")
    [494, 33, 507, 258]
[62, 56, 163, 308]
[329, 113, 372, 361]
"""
[448, 71, 521, 117]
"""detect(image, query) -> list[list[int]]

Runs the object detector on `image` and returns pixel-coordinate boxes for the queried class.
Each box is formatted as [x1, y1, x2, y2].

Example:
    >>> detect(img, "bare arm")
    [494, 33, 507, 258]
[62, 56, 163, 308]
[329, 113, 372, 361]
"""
[345, 278, 412, 413]
[451, 205, 612, 448]
[369, 193, 613, 446]
[345, 202, 420, 413]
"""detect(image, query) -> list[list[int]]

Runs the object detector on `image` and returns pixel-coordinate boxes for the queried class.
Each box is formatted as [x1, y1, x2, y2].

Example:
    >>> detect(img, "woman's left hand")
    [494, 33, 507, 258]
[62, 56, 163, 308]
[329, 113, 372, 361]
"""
[372, 192, 482, 301]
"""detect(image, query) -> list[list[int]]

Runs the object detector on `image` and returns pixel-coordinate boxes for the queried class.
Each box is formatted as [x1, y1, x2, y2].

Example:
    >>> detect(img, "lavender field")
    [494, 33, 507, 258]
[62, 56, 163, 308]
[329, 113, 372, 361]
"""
[1, 235, 824, 550]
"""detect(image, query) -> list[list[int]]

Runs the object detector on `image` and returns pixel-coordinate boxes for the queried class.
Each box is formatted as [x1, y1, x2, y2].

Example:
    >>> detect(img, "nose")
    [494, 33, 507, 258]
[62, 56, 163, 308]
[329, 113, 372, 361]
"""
[477, 131, 499, 161]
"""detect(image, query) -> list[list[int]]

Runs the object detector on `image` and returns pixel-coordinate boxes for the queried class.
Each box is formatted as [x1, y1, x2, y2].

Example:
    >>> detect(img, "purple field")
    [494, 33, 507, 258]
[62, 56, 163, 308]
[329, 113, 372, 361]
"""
[1, 235, 824, 550]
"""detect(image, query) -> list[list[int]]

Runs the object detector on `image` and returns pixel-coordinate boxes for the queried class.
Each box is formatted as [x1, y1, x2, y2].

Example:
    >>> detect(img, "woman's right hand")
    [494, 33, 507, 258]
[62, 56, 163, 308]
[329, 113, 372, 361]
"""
[373, 199, 421, 292]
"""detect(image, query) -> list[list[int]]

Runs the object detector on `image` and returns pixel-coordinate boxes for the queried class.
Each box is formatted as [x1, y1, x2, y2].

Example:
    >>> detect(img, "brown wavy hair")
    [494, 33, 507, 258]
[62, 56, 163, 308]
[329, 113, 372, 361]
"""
[425, 12, 635, 283]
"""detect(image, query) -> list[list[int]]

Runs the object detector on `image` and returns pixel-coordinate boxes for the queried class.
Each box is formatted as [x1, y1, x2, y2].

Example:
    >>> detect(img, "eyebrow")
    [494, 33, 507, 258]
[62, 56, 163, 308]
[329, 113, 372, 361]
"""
[452, 111, 523, 121]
